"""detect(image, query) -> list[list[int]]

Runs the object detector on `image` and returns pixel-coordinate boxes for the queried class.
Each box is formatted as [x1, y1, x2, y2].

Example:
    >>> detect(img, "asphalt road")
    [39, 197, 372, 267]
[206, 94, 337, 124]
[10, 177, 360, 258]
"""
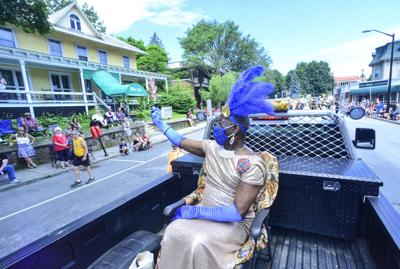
[345, 117, 400, 214]
[0, 129, 204, 260]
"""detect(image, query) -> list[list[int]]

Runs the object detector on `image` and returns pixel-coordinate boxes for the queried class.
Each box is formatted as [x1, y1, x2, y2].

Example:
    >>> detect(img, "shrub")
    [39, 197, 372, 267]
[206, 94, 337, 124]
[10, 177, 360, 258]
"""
[157, 84, 195, 114]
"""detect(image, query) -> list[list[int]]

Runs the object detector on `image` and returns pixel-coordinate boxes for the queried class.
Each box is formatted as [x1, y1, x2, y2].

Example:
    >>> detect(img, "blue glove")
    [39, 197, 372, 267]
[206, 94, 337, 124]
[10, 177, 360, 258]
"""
[150, 107, 184, 146]
[173, 204, 242, 222]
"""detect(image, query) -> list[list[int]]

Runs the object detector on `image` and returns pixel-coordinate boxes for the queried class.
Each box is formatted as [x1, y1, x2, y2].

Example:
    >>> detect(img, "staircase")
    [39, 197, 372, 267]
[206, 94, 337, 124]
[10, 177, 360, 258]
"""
[145, 124, 162, 137]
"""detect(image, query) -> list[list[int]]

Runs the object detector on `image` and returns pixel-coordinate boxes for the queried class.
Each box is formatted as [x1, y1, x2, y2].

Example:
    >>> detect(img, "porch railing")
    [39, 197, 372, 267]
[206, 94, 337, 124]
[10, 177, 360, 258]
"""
[0, 89, 96, 104]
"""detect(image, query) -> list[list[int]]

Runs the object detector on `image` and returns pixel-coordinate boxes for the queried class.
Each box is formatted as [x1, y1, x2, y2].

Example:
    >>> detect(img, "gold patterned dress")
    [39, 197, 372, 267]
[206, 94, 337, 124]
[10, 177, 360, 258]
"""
[158, 140, 268, 269]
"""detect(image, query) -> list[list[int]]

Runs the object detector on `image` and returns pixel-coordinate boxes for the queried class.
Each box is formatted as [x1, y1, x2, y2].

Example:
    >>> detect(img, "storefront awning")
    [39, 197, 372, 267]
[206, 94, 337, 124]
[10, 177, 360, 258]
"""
[91, 70, 147, 97]
[350, 85, 400, 95]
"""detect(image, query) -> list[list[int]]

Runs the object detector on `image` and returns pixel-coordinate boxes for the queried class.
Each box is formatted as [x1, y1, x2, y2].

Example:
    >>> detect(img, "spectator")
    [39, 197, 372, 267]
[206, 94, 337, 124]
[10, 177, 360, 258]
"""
[21, 112, 46, 134]
[390, 103, 400, 120]
[187, 109, 196, 127]
[52, 127, 70, 169]
[122, 117, 133, 148]
[132, 132, 144, 151]
[70, 116, 81, 131]
[64, 124, 74, 162]
[167, 144, 184, 173]
[9, 127, 37, 168]
[0, 153, 19, 184]
[105, 106, 117, 126]
[116, 107, 125, 123]
[142, 133, 152, 149]
[91, 109, 107, 128]
[119, 139, 129, 155]
[70, 130, 94, 188]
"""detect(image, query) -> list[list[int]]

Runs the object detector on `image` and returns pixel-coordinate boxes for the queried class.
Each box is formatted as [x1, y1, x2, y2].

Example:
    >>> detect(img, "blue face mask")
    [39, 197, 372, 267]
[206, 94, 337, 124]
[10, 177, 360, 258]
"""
[213, 125, 234, 145]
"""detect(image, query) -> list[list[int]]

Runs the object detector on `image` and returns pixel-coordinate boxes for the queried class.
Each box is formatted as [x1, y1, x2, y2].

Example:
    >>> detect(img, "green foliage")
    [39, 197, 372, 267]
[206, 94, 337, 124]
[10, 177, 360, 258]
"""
[180, 20, 271, 74]
[1, 0, 52, 35]
[157, 84, 195, 114]
[264, 69, 286, 97]
[137, 44, 169, 73]
[119, 36, 146, 53]
[149, 32, 164, 48]
[36, 111, 93, 132]
[45, 0, 72, 12]
[202, 72, 237, 106]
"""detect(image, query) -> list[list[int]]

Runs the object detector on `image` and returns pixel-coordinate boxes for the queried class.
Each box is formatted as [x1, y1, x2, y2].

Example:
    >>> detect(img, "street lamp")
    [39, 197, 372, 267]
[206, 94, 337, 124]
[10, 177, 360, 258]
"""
[362, 29, 395, 112]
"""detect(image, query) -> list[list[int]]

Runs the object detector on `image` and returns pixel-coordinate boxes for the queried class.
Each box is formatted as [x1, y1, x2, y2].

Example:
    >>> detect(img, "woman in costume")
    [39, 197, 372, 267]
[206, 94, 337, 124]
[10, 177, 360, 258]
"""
[151, 66, 275, 269]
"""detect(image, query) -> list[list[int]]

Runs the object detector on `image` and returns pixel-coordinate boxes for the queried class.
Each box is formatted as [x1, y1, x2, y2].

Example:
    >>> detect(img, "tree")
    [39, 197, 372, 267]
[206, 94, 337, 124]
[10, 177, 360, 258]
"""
[201, 72, 237, 106]
[118, 36, 146, 54]
[180, 20, 271, 74]
[149, 32, 164, 48]
[45, 0, 107, 33]
[264, 69, 286, 97]
[137, 44, 169, 73]
[0, 0, 52, 35]
[287, 71, 301, 98]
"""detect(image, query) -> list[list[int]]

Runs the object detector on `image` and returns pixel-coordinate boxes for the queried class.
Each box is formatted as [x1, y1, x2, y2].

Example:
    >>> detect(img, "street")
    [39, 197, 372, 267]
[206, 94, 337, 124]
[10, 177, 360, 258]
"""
[1, 117, 399, 260]
[0, 129, 204, 260]
[345, 117, 400, 214]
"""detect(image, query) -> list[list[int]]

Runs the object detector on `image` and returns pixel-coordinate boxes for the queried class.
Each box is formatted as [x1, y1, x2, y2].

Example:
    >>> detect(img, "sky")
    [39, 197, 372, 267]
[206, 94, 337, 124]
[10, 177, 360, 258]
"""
[78, 0, 400, 77]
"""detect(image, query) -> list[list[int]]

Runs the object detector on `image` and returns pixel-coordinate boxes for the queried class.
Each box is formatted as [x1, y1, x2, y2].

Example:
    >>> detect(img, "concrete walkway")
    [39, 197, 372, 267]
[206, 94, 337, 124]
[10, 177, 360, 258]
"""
[372, 116, 400, 125]
[0, 122, 206, 192]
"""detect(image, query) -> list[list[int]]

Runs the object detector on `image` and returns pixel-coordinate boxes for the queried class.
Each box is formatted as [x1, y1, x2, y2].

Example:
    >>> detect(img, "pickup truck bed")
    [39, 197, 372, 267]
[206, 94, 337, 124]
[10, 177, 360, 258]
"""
[267, 228, 375, 269]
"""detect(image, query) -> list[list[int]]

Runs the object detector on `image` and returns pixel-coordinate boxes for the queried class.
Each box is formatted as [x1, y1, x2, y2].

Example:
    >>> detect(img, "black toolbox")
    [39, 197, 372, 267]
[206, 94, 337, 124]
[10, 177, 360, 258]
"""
[171, 154, 383, 239]
[171, 154, 204, 196]
[270, 156, 383, 239]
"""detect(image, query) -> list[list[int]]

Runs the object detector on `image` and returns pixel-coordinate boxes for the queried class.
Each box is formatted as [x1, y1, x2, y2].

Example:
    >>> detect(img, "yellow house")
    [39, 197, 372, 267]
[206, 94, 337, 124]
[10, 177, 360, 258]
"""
[0, 1, 168, 117]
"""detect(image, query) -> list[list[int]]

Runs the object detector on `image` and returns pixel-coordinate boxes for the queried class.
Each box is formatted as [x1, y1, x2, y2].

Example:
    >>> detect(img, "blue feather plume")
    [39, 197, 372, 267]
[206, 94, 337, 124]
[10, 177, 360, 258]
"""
[228, 66, 275, 117]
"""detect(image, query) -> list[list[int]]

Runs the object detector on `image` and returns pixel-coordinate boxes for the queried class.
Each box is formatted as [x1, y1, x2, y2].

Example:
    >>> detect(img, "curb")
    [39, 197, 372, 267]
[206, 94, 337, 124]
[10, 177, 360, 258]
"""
[0, 124, 206, 192]
[372, 117, 400, 125]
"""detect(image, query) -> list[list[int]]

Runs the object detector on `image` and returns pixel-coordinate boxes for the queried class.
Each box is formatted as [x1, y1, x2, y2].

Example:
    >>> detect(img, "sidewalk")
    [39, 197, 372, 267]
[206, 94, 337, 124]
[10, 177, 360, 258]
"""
[0, 122, 207, 192]
[372, 116, 400, 125]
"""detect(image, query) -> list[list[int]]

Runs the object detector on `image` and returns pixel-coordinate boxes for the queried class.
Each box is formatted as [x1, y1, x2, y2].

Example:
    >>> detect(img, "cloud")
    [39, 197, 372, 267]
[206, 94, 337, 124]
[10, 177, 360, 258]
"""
[291, 26, 400, 77]
[77, 0, 202, 33]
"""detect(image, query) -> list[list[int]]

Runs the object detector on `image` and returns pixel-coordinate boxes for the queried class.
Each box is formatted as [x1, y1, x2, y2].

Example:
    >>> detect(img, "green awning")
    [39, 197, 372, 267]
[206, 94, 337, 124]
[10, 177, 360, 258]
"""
[91, 70, 147, 97]
[125, 83, 148, 97]
[350, 85, 400, 95]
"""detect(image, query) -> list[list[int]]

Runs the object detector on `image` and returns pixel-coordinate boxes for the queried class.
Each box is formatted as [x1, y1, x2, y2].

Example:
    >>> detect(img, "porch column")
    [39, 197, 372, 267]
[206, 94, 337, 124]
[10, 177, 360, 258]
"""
[19, 60, 34, 117]
[397, 91, 399, 103]
[165, 78, 168, 94]
[79, 68, 89, 114]
[145, 76, 149, 102]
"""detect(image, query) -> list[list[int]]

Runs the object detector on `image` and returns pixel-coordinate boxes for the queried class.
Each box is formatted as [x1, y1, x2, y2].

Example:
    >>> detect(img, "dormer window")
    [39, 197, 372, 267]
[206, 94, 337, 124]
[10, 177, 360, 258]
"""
[70, 14, 81, 31]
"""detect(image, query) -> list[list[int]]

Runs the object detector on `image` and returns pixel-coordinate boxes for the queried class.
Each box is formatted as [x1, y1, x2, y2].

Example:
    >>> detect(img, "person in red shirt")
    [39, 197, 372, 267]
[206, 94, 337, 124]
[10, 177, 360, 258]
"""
[52, 127, 70, 169]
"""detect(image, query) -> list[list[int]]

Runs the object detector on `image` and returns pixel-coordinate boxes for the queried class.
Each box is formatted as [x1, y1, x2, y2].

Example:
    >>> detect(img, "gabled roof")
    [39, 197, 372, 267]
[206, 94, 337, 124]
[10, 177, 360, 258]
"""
[48, 1, 146, 55]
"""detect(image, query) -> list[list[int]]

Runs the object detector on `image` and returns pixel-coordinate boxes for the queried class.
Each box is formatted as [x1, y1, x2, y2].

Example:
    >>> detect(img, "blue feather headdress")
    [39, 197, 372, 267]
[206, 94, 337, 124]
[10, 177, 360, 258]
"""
[222, 66, 274, 131]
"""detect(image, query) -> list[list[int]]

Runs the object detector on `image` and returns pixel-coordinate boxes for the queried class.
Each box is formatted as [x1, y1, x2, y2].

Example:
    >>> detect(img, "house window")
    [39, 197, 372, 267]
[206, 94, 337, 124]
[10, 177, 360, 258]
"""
[84, 79, 92, 93]
[0, 69, 25, 101]
[48, 39, 63, 56]
[123, 56, 130, 68]
[76, 45, 88, 61]
[50, 73, 71, 100]
[98, 50, 107, 65]
[70, 14, 81, 31]
[0, 27, 16, 48]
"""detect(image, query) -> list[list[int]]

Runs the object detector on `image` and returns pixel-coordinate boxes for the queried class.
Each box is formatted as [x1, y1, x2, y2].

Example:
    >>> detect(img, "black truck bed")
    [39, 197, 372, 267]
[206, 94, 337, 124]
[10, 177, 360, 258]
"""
[266, 228, 376, 269]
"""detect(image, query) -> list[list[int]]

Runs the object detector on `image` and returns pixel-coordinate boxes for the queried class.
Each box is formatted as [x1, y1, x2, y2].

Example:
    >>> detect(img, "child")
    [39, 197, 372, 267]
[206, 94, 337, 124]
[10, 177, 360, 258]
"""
[70, 130, 94, 188]
[119, 139, 129, 155]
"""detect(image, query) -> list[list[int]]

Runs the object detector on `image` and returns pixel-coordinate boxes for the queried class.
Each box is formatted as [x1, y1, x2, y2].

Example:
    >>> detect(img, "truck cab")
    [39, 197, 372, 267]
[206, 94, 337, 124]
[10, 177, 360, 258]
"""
[1, 109, 399, 269]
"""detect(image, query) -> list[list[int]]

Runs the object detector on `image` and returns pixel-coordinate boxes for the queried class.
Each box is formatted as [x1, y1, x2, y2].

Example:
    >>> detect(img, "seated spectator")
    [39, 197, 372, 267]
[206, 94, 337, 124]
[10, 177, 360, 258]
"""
[132, 132, 144, 151]
[52, 127, 70, 169]
[104, 106, 117, 126]
[70, 116, 82, 131]
[0, 153, 19, 184]
[142, 133, 152, 149]
[9, 127, 37, 168]
[119, 139, 129, 155]
[187, 109, 196, 127]
[91, 109, 107, 128]
[21, 112, 46, 134]
[390, 103, 400, 120]
[116, 107, 125, 123]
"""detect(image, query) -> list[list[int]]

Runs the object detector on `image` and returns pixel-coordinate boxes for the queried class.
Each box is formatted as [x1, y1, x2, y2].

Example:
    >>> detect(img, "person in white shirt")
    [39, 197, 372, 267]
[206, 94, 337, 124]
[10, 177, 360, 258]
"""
[91, 109, 107, 127]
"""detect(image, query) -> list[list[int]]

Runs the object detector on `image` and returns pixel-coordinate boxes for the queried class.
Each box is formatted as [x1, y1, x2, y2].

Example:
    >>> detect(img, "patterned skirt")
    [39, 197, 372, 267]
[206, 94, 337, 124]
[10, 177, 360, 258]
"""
[18, 143, 36, 158]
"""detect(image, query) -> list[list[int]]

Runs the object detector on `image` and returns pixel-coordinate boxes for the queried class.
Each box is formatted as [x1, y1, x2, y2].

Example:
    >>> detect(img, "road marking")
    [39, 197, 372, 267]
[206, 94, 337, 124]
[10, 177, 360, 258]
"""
[0, 153, 168, 222]
[110, 159, 145, 163]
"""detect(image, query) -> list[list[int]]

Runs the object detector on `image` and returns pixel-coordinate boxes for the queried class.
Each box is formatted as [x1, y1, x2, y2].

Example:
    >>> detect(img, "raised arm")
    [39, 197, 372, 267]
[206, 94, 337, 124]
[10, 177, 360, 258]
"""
[150, 107, 204, 157]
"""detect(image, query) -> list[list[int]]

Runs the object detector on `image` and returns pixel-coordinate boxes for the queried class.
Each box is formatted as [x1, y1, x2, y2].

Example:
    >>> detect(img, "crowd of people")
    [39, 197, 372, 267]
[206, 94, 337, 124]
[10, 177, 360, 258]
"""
[353, 98, 400, 121]
[0, 105, 154, 186]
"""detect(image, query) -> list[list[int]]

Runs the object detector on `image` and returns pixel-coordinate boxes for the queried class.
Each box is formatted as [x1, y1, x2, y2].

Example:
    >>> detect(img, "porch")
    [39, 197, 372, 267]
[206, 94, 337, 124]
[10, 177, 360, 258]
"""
[0, 46, 168, 118]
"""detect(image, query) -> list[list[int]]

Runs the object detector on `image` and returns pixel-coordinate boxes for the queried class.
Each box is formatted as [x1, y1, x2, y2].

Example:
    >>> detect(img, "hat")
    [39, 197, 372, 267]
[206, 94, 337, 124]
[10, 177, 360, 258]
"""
[54, 127, 62, 132]
[222, 66, 274, 131]
[24, 112, 31, 116]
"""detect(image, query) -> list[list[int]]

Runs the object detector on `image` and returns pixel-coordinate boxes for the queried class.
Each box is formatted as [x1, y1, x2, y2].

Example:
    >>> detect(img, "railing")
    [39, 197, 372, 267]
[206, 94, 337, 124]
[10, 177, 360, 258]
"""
[0, 89, 96, 105]
[0, 46, 168, 80]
